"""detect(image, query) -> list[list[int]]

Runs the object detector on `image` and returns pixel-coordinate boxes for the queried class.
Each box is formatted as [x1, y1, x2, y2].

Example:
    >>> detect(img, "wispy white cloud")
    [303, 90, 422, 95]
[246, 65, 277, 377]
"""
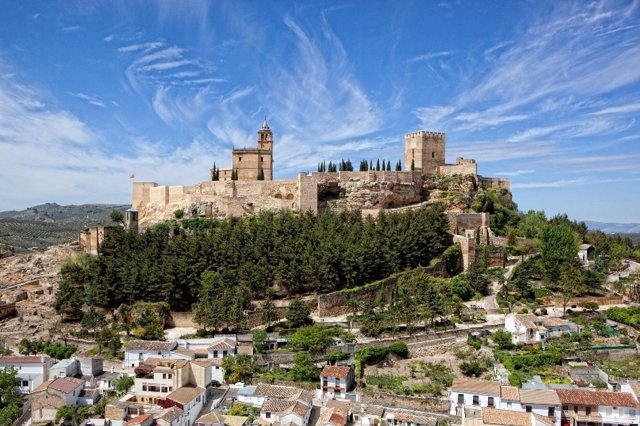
[0, 75, 221, 210]
[494, 169, 535, 177]
[103, 34, 115, 42]
[408, 51, 451, 63]
[68, 92, 106, 108]
[588, 102, 640, 116]
[61, 25, 82, 32]
[512, 177, 590, 189]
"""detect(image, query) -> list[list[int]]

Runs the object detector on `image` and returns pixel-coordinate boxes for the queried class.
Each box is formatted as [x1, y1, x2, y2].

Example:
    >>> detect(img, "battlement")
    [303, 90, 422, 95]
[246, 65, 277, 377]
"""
[456, 157, 476, 165]
[404, 130, 445, 140]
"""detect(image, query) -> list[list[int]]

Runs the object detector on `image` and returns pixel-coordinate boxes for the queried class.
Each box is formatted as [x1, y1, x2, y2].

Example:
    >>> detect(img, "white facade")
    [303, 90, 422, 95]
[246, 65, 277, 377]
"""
[124, 342, 179, 369]
[450, 390, 501, 416]
[0, 356, 51, 394]
[134, 369, 176, 403]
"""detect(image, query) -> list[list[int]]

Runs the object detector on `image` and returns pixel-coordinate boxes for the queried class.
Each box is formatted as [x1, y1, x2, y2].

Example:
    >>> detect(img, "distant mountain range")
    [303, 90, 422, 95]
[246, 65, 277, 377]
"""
[0, 203, 129, 251]
[583, 220, 640, 234]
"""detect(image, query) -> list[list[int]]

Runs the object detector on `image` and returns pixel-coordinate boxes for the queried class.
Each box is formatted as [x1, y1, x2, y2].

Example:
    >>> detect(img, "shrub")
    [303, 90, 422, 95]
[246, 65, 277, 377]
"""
[467, 334, 481, 350]
[460, 360, 488, 377]
[355, 342, 409, 365]
[519, 307, 529, 314]
[173, 209, 184, 219]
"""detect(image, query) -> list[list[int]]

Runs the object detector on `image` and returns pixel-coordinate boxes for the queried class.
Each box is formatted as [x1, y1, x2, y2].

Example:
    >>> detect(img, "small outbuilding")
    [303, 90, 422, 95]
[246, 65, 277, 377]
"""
[578, 244, 595, 262]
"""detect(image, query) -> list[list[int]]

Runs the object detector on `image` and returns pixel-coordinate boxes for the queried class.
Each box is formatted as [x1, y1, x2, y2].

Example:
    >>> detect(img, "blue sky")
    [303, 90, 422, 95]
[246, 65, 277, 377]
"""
[0, 1, 639, 222]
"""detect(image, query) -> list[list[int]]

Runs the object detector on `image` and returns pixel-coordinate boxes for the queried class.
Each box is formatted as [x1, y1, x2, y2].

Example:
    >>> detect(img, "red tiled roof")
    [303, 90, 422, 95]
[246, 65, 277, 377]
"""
[0, 355, 46, 364]
[48, 377, 84, 394]
[321, 365, 351, 379]
[451, 379, 501, 396]
[127, 413, 152, 424]
[556, 389, 639, 408]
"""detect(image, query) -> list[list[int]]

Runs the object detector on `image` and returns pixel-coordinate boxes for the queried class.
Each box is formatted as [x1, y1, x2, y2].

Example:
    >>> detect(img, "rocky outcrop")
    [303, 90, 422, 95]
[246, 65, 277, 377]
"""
[319, 178, 421, 211]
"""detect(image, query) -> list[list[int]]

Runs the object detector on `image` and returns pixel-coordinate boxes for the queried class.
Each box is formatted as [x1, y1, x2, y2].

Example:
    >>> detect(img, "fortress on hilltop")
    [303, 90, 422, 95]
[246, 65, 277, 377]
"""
[130, 121, 510, 232]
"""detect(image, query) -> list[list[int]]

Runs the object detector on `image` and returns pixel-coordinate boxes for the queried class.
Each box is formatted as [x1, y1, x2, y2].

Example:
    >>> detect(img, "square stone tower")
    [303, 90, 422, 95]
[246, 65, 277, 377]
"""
[231, 120, 273, 180]
[403, 131, 446, 175]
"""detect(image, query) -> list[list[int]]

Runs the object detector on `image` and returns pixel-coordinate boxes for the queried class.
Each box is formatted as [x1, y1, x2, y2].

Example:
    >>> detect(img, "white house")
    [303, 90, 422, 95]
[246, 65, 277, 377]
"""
[518, 389, 561, 426]
[450, 379, 502, 417]
[163, 385, 207, 426]
[207, 338, 237, 359]
[498, 385, 521, 411]
[557, 388, 640, 426]
[505, 315, 573, 345]
[124, 340, 179, 369]
[0, 355, 53, 394]
[31, 377, 87, 423]
[319, 365, 355, 399]
[578, 244, 595, 263]
[505, 314, 544, 345]
[352, 402, 385, 426]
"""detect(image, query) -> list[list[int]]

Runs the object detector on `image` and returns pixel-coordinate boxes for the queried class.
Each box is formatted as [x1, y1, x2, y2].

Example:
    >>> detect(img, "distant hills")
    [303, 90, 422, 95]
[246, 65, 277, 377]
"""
[0, 203, 129, 252]
[583, 220, 640, 234]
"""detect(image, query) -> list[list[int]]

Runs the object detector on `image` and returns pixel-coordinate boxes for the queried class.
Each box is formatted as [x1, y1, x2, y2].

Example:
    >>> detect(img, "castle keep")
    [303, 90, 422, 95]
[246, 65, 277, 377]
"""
[216, 120, 274, 181]
[131, 124, 509, 229]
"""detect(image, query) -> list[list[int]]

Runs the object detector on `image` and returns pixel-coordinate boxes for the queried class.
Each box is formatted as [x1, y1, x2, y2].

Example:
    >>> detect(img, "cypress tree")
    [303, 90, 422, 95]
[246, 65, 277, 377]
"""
[370, 160, 373, 170]
[376, 159, 380, 171]
[396, 160, 402, 171]
[386, 161, 391, 171]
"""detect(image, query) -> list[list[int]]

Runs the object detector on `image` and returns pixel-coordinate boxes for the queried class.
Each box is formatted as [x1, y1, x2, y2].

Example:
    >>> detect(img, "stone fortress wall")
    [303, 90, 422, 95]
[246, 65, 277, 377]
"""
[131, 125, 510, 233]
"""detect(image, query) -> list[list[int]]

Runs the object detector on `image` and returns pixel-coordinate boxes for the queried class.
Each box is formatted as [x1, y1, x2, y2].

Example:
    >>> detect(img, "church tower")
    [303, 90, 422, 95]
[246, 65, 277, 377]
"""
[257, 119, 273, 151]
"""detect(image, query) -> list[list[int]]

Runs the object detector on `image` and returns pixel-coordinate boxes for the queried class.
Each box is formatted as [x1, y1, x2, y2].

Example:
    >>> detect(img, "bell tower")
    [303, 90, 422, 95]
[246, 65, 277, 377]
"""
[257, 119, 273, 151]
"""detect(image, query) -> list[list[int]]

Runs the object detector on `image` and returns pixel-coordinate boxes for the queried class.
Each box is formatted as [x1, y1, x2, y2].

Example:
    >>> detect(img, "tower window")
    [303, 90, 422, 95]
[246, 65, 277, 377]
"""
[239, 157, 242, 162]
[261, 157, 264, 162]
[432, 152, 435, 158]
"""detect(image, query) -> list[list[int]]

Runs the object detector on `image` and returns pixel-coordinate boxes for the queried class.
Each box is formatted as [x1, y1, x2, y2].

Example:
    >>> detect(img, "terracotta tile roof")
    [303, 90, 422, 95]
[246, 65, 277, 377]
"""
[225, 415, 249, 426]
[519, 389, 560, 406]
[33, 379, 53, 393]
[580, 244, 594, 250]
[262, 398, 296, 413]
[289, 401, 311, 417]
[451, 379, 501, 396]
[237, 345, 254, 355]
[173, 347, 196, 358]
[127, 413, 152, 424]
[254, 383, 304, 399]
[166, 385, 205, 405]
[157, 406, 183, 423]
[196, 410, 225, 424]
[352, 402, 385, 417]
[542, 317, 569, 327]
[329, 412, 346, 426]
[533, 414, 555, 426]
[325, 399, 351, 415]
[482, 408, 531, 426]
[48, 377, 85, 394]
[321, 365, 352, 379]
[126, 340, 176, 351]
[208, 338, 236, 350]
[0, 355, 47, 364]
[516, 314, 538, 329]
[556, 389, 639, 408]
[500, 385, 520, 401]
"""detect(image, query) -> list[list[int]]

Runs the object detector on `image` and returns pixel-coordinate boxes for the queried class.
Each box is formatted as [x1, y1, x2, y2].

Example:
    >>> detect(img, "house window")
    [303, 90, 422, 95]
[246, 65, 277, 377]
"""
[586, 407, 591, 415]
[213, 351, 218, 357]
[222, 351, 227, 357]
[526, 406, 532, 413]
[548, 407, 555, 417]
[266, 413, 271, 419]
[488, 397, 494, 407]
[21, 380, 28, 387]
[562, 405, 568, 412]
[162, 387, 168, 392]
[507, 402, 512, 409]
[143, 385, 147, 391]
[472, 396, 479, 406]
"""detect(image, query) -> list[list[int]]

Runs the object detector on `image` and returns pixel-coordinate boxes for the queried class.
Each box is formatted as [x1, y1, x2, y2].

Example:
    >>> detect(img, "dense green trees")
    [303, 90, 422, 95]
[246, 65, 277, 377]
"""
[0, 368, 21, 425]
[65, 207, 448, 312]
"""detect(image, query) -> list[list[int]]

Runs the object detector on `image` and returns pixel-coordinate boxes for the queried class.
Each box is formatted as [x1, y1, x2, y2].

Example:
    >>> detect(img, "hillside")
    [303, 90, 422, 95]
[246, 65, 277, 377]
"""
[584, 220, 640, 234]
[0, 203, 129, 251]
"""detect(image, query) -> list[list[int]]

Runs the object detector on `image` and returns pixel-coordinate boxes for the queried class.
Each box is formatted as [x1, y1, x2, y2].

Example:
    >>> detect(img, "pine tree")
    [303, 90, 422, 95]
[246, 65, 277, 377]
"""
[346, 159, 353, 171]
